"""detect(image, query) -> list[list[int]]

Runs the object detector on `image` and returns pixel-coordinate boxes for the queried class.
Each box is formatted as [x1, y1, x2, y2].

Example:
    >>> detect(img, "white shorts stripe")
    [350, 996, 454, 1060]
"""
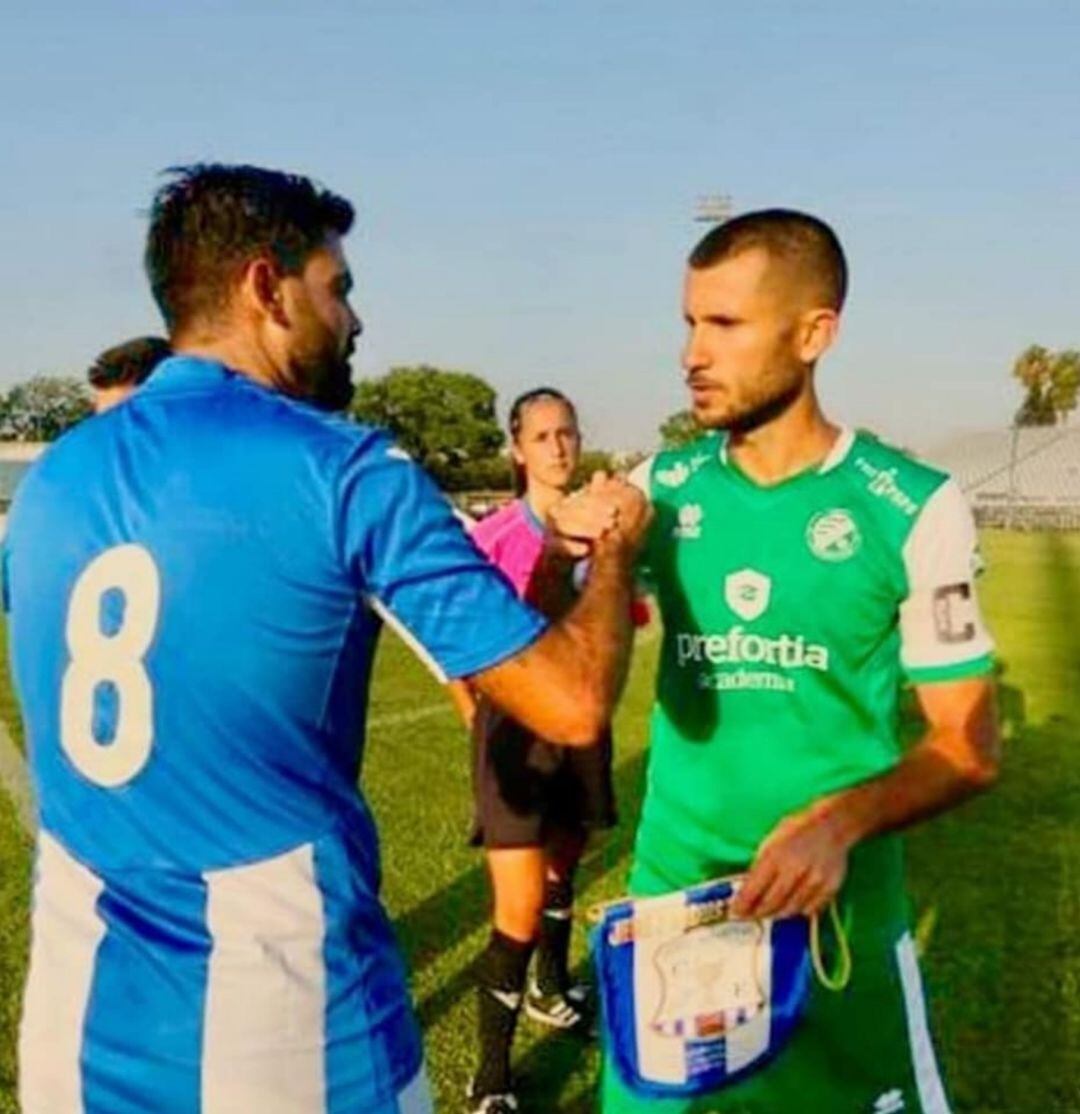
[202, 842, 327, 1113]
[896, 932, 951, 1114]
[19, 831, 106, 1114]
[397, 1065, 434, 1113]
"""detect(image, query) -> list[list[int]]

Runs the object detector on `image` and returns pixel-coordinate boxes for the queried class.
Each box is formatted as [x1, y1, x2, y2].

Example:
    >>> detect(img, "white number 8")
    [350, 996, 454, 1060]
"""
[60, 544, 161, 787]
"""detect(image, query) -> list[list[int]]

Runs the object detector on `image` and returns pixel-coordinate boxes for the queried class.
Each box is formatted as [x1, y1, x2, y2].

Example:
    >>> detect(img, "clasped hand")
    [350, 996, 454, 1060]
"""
[546, 472, 651, 559]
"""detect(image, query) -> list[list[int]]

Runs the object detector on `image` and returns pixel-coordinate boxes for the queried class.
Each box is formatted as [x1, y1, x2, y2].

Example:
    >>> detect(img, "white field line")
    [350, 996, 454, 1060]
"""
[367, 624, 660, 733]
[0, 625, 660, 835]
[367, 704, 457, 731]
[0, 704, 456, 829]
[0, 718, 34, 834]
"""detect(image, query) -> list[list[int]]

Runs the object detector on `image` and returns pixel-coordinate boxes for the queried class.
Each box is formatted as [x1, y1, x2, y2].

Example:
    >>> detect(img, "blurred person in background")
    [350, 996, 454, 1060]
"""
[87, 335, 172, 412]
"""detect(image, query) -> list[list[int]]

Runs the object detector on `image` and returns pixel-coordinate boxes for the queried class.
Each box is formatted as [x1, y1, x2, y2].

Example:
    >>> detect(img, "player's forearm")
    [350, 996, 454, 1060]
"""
[814, 725, 1001, 848]
[446, 679, 477, 730]
[470, 538, 635, 745]
[559, 538, 636, 716]
[524, 545, 579, 619]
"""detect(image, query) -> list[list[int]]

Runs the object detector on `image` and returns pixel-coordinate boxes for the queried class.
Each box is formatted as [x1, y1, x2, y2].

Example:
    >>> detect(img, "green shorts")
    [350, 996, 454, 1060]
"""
[600, 838, 951, 1114]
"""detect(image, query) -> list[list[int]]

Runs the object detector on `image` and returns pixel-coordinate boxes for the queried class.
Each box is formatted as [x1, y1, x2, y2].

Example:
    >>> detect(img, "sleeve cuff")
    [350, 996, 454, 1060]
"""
[440, 612, 549, 681]
[904, 653, 996, 685]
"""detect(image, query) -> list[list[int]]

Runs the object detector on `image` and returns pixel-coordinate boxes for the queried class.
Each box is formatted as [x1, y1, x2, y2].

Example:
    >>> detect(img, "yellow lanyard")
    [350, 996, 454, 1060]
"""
[810, 900, 852, 992]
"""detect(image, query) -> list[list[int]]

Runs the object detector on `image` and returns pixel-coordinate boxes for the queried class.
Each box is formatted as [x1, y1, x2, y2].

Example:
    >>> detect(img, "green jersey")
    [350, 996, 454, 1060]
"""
[631, 427, 994, 882]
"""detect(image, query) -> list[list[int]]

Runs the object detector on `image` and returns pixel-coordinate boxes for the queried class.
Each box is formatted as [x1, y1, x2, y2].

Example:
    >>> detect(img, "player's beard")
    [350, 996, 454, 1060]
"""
[308, 355, 355, 412]
[289, 331, 356, 412]
[719, 374, 804, 435]
[693, 349, 808, 435]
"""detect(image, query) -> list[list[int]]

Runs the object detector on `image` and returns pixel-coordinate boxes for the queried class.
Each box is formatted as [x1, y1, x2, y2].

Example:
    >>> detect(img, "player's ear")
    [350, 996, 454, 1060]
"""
[797, 308, 839, 364]
[240, 257, 290, 329]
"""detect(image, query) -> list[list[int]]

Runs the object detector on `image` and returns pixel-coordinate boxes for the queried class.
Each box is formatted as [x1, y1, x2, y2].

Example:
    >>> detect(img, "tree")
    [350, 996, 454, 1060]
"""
[659, 409, 700, 449]
[572, 450, 618, 486]
[1, 376, 92, 441]
[1014, 390, 1056, 427]
[1012, 345, 1079, 426]
[1047, 349, 1080, 418]
[350, 365, 505, 490]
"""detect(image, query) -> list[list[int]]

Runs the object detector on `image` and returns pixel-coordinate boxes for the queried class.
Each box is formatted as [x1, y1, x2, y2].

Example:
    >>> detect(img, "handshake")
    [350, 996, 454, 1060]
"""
[545, 473, 653, 561]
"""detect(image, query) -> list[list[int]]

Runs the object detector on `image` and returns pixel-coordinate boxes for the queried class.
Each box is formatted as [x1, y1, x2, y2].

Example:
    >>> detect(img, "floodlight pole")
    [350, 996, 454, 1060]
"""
[694, 195, 734, 224]
[1007, 422, 1020, 531]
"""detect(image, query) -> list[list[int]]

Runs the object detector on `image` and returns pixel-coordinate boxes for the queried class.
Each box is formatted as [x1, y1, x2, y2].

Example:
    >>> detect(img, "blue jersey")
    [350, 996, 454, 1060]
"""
[4, 355, 546, 1114]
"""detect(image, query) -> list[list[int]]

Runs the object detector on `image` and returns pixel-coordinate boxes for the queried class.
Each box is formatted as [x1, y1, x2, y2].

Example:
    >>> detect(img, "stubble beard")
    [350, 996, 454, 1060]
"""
[310, 357, 355, 411]
[289, 330, 355, 412]
[694, 350, 808, 435]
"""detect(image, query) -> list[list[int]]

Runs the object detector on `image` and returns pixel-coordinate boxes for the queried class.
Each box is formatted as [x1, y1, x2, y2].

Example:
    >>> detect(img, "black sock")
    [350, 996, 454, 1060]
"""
[474, 929, 534, 1097]
[535, 875, 574, 995]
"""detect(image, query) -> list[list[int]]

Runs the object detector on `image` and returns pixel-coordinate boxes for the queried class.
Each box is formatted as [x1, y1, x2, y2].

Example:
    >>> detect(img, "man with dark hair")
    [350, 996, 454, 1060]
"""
[5, 163, 649, 1114]
[601, 209, 1000, 1112]
[87, 335, 172, 412]
[145, 163, 360, 411]
[686, 207, 848, 313]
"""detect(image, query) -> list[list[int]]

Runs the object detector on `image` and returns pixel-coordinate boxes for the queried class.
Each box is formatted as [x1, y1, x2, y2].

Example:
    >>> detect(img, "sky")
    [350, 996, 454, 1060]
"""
[2, 0, 1078, 452]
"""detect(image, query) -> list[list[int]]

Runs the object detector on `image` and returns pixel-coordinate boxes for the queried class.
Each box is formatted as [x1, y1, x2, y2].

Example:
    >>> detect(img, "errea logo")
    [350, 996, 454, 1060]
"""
[673, 503, 704, 539]
[655, 461, 690, 489]
[871, 1089, 905, 1114]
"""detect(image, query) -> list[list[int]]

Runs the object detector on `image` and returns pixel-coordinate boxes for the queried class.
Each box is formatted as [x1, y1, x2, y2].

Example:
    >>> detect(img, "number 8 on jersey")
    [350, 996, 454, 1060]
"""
[60, 544, 161, 788]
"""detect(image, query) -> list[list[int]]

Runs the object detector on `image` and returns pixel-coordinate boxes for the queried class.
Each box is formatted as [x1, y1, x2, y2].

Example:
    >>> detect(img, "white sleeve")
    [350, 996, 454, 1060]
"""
[898, 479, 995, 682]
[628, 455, 654, 498]
[627, 455, 656, 592]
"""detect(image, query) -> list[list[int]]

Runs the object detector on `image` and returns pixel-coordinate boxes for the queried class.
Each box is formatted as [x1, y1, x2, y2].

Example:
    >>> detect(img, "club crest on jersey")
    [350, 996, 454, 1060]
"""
[806, 509, 861, 562]
[724, 568, 771, 621]
[673, 503, 704, 539]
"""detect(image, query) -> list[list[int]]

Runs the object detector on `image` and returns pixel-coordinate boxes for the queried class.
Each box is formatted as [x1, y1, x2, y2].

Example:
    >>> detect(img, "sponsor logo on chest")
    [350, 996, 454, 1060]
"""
[672, 566, 831, 693]
[724, 568, 769, 620]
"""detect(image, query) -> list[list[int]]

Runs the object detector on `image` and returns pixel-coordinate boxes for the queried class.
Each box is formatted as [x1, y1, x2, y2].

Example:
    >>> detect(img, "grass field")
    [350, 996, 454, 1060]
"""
[0, 529, 1077, 1113]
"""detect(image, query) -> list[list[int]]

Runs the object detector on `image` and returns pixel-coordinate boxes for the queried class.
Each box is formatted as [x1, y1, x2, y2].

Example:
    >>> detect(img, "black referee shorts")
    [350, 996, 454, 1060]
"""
[469, 701, 617, 849]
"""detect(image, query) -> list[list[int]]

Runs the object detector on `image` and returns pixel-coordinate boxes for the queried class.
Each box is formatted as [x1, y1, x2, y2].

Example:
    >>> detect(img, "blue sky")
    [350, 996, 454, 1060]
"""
[2, 0, 1078, 451]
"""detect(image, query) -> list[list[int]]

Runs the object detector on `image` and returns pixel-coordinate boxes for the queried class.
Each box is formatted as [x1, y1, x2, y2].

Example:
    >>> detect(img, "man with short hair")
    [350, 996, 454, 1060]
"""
[602, 209, 1000, 1113]
[5, 163, 648, 1114]
[87, 335, 172, 412]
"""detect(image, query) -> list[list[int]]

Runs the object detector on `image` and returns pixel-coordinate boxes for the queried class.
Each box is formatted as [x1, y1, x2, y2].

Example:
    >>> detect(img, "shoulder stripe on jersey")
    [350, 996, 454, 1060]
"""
[627, 456, 654, 497]
[366, 595, 448, 684]
[819, 426, 855, 473]
[202, 842, 327, 1113]
[19, 831, 106, 1114]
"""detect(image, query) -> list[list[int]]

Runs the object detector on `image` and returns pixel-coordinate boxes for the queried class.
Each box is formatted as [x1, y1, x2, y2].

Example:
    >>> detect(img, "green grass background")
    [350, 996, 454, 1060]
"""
[0, 530, 1077, 1112]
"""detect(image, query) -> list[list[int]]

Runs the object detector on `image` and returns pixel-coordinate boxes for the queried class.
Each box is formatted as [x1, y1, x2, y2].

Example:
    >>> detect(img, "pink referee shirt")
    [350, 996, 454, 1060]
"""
[470, 497, 651, 626]
[470, 499, 544, 599]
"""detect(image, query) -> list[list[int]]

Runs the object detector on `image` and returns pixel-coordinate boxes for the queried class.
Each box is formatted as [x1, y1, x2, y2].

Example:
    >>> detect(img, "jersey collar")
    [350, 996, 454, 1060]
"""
[519, 497, 546, 537]
[718, 425, 855, 475]
[140, 354, 234, 395]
